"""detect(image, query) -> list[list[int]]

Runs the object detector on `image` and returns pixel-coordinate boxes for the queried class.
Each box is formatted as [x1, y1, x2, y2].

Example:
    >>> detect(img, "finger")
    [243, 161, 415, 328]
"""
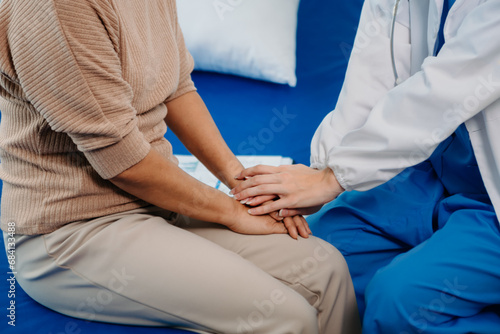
[246, 195, 277, 207]
[231, 174, 283, 198]
[238, 196, 254, 205]
[283, 217, 298, 240]
[234, 165, 282, 180]
[248, 199, 289, 216]
[233, 184, 287, 202]
[277, 212, 312, 236]
[279, 208, 315, 218]
[304, 219, 312, 235]
[294, 216, 310, 239]
[269, 211, 284, 221]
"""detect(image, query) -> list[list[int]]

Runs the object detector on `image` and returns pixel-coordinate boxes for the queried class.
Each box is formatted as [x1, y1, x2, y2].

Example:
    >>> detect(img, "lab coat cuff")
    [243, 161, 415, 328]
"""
[310, 160, 327, 170]
[332, 166, 353, 192]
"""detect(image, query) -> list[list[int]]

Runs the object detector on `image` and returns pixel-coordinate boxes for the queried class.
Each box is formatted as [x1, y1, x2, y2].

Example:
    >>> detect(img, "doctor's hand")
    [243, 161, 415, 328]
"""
[231, 164, 344, 216]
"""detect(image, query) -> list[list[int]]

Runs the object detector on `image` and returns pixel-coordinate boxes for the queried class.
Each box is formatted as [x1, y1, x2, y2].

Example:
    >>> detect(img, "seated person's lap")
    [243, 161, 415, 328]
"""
[7, 206, 357, 333]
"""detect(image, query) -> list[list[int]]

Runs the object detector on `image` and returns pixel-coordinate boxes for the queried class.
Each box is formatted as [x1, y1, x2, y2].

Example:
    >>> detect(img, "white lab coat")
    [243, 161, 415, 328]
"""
[311, 0, 500, 217]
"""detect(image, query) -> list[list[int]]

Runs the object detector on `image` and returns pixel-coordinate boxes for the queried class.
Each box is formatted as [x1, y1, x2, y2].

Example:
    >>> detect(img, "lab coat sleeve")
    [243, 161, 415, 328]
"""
[314, 0, 500, 191]
[311, 0, 412, 177]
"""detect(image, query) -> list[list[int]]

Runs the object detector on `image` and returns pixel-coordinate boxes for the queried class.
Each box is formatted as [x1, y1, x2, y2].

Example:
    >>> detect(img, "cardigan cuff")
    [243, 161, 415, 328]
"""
[84, 127, 152, 179]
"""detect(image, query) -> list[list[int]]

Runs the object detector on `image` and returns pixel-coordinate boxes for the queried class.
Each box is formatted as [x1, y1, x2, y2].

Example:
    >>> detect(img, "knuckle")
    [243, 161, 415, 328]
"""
[246, 177, 256, 186]
[255, 164, 265, 172]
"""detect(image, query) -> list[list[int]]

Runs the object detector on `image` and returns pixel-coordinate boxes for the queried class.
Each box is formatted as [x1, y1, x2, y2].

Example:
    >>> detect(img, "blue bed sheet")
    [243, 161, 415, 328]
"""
[0, 0, 364, 333]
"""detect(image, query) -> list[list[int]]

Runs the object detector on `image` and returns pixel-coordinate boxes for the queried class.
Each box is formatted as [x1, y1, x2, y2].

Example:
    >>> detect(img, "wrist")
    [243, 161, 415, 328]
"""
[219, 196, 246, 227]
[322, 168, 344, 201]
[221, 160, 245, 189]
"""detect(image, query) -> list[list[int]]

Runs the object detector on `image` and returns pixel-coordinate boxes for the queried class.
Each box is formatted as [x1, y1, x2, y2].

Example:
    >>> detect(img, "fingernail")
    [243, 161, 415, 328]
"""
[246, 199, 253, 205]
[240, 199, 247, 205]
[278, 209, 284, 217]
[248, 209, 254, 214]
[229, 189, 234, 195]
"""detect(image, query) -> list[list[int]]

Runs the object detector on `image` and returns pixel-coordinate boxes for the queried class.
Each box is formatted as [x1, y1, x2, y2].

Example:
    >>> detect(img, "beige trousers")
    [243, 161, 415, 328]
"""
[5, 206, 360, 334]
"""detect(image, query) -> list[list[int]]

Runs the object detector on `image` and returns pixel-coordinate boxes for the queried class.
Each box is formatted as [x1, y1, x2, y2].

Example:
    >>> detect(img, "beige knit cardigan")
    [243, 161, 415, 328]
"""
[0, 0, 196, 234]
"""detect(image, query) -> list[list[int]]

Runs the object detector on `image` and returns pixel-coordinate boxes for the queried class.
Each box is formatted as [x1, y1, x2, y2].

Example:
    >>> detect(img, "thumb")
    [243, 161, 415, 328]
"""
[270, 211, 284, 221]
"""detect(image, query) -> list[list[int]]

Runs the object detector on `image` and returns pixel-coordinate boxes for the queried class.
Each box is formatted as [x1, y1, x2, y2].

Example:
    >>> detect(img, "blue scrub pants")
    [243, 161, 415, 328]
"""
[309, 126, 500, 333]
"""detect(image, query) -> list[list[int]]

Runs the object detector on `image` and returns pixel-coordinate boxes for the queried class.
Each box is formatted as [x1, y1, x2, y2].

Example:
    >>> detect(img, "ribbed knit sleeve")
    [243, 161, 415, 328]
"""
[9, 0, 150, 179]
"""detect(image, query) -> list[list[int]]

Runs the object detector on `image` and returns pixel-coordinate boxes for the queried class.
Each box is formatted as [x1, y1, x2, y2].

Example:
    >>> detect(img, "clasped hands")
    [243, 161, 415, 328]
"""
[230, 164, 344, 239]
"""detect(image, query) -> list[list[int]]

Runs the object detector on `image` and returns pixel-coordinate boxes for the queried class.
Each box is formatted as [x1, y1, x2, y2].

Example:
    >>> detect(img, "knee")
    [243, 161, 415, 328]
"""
[313, 238, 353, 294]
[317, 240, 354, 298]
[283, 237, 351, 286]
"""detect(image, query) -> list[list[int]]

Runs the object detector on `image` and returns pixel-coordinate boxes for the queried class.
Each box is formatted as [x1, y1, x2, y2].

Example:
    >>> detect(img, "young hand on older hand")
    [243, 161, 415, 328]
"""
[231, 164, 344, 216]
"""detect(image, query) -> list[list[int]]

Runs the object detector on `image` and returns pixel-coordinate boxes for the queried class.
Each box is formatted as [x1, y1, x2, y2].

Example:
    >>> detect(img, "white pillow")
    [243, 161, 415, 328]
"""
[176, 0, 300, 87]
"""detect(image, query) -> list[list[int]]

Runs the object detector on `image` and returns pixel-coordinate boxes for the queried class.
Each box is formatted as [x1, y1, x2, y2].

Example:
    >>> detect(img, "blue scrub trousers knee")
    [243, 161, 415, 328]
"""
[363, 195, 500, 334]
[308, 162, 444, 318]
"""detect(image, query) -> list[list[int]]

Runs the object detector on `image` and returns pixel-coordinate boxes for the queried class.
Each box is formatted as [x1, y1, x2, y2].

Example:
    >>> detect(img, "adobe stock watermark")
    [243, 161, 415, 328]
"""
[75, 267, 135, 322]
[236, 239, 335, 333]
[339, 5, 393, 61]
[401, 277, 468, 334]
[236, 106, 297, 156]
[237, 289, 287, 334]
[5, 222, 17, 327]
[175, 106, 296, 219]
[282, 239, 337, 283]
[213, 0, 245, 21]
[384, 72, 500, 192]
